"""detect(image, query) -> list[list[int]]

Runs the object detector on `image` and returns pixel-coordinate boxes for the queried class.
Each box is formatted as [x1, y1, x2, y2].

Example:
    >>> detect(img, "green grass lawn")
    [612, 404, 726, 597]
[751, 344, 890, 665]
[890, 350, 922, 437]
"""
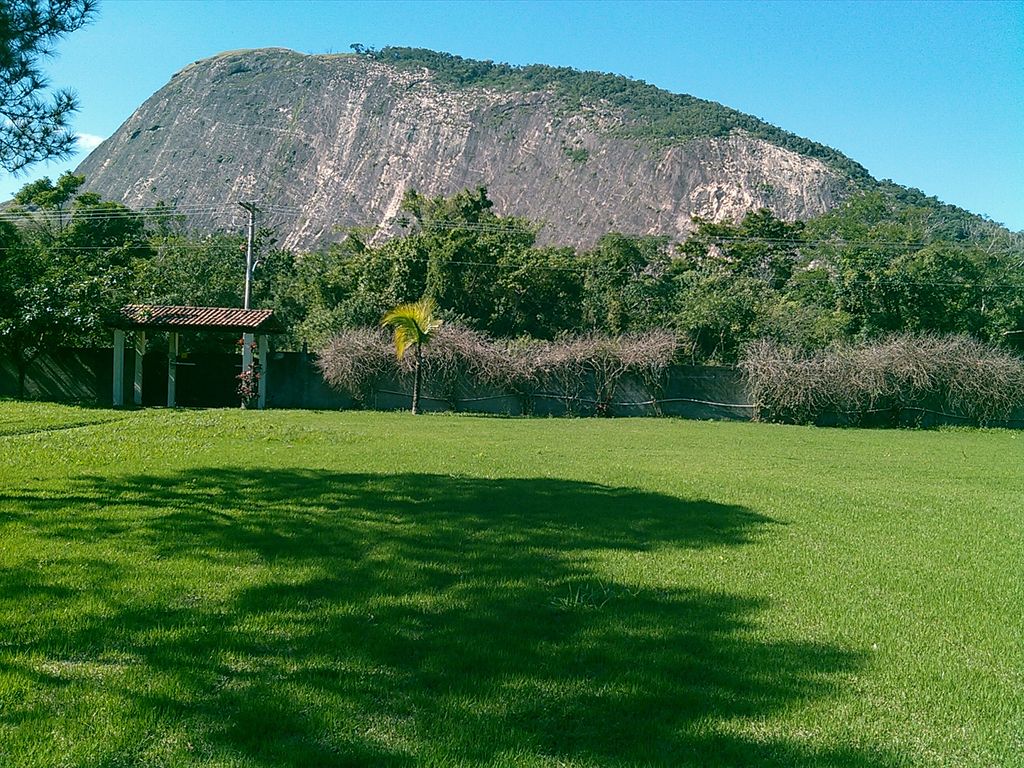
[0, 401, 1020, 767]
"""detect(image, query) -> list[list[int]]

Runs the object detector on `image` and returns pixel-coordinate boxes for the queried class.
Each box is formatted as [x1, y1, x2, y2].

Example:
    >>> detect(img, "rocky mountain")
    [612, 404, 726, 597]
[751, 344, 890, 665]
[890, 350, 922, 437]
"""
[77, 47, 868, 250]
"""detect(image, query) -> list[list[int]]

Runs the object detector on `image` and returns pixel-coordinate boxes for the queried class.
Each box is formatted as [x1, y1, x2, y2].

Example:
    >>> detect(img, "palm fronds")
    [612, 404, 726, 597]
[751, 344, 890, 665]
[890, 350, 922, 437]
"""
[381, 297, 443, 413]
[381, 298, 443, 358]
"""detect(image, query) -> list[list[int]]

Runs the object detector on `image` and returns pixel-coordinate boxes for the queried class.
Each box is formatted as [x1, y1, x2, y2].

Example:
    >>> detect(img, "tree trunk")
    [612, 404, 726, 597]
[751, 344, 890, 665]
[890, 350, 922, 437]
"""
[412, 343, 422, 415]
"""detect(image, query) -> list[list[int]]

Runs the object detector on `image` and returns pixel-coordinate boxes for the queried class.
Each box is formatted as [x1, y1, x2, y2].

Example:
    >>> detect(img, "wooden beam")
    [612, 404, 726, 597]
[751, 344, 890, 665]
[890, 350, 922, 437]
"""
[113, 330, 125, 406]
[257, 334, 269, 410]
[133, 331, 146, 406]
[166, 332, 178, 407]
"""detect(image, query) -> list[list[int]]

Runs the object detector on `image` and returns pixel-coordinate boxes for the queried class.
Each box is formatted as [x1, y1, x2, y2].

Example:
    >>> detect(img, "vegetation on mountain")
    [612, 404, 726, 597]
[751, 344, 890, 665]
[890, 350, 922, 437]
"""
[367, 46, 872, 182]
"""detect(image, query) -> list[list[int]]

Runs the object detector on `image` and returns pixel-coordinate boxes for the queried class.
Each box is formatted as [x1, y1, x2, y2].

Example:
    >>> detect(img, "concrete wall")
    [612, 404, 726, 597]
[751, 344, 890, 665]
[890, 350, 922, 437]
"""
[0, 349, 114, 402]
[3, 347, 1022, 429]
[265, 350, 357, 410]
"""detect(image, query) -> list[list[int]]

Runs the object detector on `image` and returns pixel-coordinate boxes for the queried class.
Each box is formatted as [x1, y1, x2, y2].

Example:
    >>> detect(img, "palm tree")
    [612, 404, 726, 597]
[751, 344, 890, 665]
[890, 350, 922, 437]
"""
[381, 297, 443, 414]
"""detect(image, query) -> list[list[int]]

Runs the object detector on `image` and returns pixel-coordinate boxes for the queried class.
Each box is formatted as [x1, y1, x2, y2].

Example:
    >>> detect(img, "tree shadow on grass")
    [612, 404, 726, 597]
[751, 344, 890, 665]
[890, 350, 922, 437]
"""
[1, 471, 896, 766]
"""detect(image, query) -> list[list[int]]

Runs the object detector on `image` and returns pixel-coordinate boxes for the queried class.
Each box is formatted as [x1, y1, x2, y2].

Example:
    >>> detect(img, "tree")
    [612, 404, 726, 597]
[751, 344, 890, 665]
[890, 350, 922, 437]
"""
[668, 209, 846, 361]
[0, 0, 96, 172]
[282, 231, 386, 349]
[13, 170, 84, 238]
[793, 190, 1020, 342]
[401, 186, 540, 329]
[0, 217, 36, 396]
[381, 297, 443, 414]
[0, 173, 146, 396]
[677, 209, 804, 289]
[487, 245, 583, 338]
[135, 230, 252, 308]
[670, 270, 765, 363]
[582, 233, 672, 334]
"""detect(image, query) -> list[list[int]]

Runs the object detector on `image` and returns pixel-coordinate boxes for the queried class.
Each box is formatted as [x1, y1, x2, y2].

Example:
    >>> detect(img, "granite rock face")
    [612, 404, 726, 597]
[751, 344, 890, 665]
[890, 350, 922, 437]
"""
[77, 48, 855, 250]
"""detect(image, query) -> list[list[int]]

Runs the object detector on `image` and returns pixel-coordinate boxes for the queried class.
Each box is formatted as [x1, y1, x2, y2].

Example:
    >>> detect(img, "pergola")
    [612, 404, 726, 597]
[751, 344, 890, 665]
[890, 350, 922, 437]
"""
[110, 304, 283, 409]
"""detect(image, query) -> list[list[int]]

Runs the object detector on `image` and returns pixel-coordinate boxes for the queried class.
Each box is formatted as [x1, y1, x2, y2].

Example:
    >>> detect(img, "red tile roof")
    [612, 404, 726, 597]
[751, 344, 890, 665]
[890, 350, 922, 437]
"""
[113, 305, 282, 332]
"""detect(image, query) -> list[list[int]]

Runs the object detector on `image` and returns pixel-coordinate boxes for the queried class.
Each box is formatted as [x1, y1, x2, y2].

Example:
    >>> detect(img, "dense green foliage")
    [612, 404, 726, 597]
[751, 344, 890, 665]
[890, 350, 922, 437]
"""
[282, 187, 590, 345]
[1, 175, 298, 363]
[366, 46, 872, 182]
[1, 402, 1020, 765]
[663, 192, 1022, 360]
[291, 185, 1023, 363]
[2, 175, 1021, 374]
[0, 173, 150, 394]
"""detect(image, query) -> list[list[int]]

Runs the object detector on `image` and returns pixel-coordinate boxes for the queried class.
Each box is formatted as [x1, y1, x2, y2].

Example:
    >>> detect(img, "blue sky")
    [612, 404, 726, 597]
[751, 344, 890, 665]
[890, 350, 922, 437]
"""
[7, 0, 1023, 230]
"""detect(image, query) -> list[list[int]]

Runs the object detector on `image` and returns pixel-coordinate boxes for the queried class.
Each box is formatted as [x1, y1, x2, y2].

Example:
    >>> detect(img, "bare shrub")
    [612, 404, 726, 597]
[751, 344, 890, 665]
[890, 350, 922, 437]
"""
[921, 336, 1024, 423]
[320, 323, 519, 408]
[517, 331, 679, 415]
[617, 331, 680, 414]
[616, 330, 680, 374]
[418, 324, 514, 407]
[529, 334, 601, 414]
[740, 339, 829, 422]
[319, 326, 681, 415]
[317, 327, 395, 403]
[741, 335, 1024, 425]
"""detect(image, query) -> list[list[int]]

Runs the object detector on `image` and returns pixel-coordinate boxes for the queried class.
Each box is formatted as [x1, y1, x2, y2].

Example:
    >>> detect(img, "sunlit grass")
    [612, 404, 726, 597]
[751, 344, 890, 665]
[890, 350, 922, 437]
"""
[0, 401, 1020, 766]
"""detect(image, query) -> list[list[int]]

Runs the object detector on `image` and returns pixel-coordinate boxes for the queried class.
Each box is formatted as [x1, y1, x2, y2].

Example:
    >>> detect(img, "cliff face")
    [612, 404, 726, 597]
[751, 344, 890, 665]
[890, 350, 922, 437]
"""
[77, 48, 855, 250]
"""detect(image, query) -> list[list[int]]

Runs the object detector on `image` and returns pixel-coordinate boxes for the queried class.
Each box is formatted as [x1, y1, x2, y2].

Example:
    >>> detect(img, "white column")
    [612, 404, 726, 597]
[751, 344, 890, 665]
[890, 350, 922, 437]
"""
[241, 331, 254, 408]
[241, 332, 254, 376]
[113, 330, 125, 406]
[257, 334, 269, 410]
[133, 331, 146, 406]
[166, 332, 178, 407]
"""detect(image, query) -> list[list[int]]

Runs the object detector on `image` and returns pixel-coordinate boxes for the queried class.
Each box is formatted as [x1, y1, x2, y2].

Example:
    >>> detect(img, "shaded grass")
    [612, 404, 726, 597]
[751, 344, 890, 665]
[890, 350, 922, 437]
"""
[0, 403, 1020, 766]
[0, 398, 129, 437]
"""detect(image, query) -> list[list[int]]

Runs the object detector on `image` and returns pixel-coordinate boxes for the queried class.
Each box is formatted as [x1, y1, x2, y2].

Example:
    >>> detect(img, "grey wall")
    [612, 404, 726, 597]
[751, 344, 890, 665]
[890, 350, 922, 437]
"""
[0, 349, 114, 402]
[4, 347, 1022, 429]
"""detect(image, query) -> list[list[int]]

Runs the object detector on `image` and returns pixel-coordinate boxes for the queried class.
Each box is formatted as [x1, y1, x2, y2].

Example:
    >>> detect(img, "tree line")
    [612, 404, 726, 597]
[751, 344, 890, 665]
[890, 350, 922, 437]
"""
[2, 172, 1022, 396]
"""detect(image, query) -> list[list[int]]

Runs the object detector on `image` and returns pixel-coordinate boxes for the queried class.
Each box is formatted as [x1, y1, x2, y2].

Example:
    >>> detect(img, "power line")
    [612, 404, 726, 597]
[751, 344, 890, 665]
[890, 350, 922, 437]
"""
[8, 240, 1020, 291]
[3, 196, 1021, 253]
[0, 205, 305, 223]
[308, 253, 1024, 290]
[4, 236, 1024, 289]
[8, 178, 1016, 245]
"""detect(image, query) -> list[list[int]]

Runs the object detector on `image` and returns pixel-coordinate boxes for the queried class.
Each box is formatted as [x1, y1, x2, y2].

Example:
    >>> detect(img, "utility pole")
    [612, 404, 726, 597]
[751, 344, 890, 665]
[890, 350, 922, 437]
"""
[238, 201, 258, 407]
[238, 201, 258, 309]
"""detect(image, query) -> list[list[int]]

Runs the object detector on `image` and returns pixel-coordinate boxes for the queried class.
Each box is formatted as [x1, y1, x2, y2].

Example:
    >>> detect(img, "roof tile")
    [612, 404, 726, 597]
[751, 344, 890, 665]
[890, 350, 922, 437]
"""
[114, 305, 281, 332]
